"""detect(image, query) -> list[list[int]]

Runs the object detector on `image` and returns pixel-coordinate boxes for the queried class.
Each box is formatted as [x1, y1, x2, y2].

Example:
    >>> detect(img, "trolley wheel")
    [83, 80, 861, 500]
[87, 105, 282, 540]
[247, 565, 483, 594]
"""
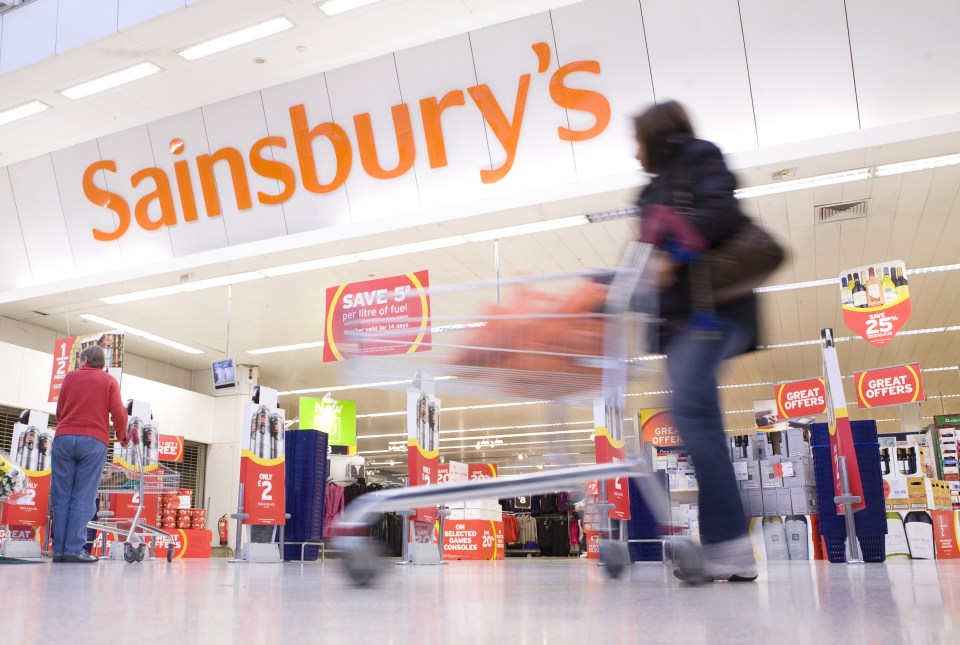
[338, 537, 382, 587]
[166, 544, 175, 562]
[123, 544, 138, 563]
[136, 544, 146, 562]
[600, 540, 630, 579]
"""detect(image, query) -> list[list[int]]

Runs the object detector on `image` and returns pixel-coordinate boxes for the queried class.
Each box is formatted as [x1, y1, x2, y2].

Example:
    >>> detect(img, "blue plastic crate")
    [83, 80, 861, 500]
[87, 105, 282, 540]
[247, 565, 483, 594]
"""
[822, 534, 886, 563]
[812, 442, 886, 537]
[811, 421, 878, 448]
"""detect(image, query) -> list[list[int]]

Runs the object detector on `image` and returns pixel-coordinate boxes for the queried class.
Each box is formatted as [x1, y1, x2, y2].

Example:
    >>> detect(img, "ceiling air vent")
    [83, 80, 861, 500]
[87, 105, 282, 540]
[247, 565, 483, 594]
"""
[816, 199, 868, 224]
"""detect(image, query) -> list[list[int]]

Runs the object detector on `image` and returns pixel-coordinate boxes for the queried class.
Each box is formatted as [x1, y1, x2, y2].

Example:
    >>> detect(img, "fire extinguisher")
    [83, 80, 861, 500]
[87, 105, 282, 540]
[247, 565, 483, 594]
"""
[218, 514, 229, 546]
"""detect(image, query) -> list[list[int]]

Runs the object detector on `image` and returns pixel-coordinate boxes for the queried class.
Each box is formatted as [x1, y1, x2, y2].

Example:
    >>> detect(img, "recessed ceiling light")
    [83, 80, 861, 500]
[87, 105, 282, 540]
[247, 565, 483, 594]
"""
[177, 16, 295, 62]
[79, 314, 204, 355]
[177, 272, 265, 291]
[60, 62, 161, 100]
[316, 0, 382, 17]
[0, 100, 50, 127]
[734, 168, 871, 199]
[247, 342, 324, 355]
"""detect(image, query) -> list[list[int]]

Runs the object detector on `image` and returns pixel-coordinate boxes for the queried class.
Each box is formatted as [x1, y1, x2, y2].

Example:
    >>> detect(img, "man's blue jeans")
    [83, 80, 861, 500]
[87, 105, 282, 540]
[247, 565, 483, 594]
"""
[664, 315, 752, 545]
[50, 435, 108, 556]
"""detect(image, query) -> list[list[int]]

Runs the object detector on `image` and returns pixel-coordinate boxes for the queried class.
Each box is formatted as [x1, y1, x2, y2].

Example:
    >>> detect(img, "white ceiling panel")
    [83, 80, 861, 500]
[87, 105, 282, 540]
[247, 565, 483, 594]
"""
[56, 0, 121, 54]
[0, 0, 58, 74]
[0, 168, 32, 291]
[117, 0, 186, 31]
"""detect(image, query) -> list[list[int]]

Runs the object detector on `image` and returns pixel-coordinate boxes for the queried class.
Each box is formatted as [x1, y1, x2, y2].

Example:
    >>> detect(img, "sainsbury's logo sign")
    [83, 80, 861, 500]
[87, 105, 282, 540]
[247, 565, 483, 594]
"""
[82, 43, 611, 242]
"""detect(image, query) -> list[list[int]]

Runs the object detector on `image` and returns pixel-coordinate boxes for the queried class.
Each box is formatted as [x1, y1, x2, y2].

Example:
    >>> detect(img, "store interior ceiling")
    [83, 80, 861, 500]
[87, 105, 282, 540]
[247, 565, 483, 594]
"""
[1, 0, 959, 479]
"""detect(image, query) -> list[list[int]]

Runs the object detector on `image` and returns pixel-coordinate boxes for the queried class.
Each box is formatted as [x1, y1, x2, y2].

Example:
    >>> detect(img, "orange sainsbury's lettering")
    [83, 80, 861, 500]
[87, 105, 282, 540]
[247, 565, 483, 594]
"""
[82, 45, 613, 241]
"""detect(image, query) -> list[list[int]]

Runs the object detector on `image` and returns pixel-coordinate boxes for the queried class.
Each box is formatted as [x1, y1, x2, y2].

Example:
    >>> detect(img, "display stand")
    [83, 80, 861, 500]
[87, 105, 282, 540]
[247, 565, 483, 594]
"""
[1, 410, 52, 560]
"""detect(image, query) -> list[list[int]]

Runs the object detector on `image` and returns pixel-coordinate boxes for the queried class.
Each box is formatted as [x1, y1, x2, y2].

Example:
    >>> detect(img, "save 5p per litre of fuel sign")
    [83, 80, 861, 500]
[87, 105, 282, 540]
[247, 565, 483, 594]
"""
[854, 363, 925, 409]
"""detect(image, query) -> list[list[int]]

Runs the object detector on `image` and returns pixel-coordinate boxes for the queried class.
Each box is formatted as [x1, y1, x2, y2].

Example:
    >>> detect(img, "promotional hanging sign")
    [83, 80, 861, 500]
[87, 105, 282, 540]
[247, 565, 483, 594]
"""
[324, 270, 431, 362]
[469, 463, 498, 480]
[774, 378, 827, 419]
[158, 435, 185, 462]
[239, 387, 286, 525]
[839, 260, 911, 347]
[298, 396, 357, 448]
[1, 411, 54, 527]
[594, 395, 630, 520]
[48, 332, 126, 403]
[640, 408, 683, 449]
[408, 386, 440, 523]
[854, 363, 925, 409]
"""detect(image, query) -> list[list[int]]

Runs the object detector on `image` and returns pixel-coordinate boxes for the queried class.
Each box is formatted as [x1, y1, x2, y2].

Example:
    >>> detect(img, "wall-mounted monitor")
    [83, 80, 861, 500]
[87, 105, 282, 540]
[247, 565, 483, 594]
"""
[212, 358, 237, 390]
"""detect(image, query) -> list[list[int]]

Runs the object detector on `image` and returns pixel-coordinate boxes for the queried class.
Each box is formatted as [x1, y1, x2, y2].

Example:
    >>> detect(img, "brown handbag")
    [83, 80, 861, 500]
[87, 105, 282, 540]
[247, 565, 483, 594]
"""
[705, 219, 786, 305]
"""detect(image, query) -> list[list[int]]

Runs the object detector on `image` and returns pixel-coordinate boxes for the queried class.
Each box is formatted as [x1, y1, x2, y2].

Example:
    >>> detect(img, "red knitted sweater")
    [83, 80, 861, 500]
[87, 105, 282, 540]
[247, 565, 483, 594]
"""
[55, 367, 129, 446]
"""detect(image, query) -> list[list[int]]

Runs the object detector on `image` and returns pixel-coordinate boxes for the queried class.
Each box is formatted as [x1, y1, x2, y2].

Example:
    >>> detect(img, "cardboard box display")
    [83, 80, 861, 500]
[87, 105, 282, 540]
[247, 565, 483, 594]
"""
[777, 488, 794, 515]
[907, 477, 929, 509]
[759, 458, 784, 489]
[749, 490, 765, 517]
[762, 489, 780, 516]
[784, 428, 811, 457]
[738, 460, 762, 491]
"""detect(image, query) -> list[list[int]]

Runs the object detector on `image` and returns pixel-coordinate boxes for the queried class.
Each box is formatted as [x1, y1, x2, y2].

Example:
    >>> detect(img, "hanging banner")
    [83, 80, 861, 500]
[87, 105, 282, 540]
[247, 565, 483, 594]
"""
[839, 260, 911, 347]
[298, 397, 357, 447]
[48, 332, 125, 403]
[158, 435, 185, 462]
[408, 388, 440, 523]
[854, 363, 925, 409]
[1, 412, 54, 527]
[774, 378, 827, 419]
[239, 387, 286, 525]
[639, 408, 683, 450]
[323, 270, 431, 362]
[593, 395, 630, 520]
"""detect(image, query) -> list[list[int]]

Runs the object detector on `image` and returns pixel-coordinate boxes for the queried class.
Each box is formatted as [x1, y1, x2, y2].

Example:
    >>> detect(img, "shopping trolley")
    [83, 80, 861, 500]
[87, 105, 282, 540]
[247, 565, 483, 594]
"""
[87, 440, 181, 563]
[331, 242, 676, 586]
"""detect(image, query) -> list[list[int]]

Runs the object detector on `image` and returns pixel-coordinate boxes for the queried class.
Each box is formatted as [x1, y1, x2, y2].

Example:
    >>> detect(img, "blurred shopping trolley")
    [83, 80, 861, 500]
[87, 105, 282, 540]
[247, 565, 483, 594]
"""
[329, 243, 674, 585]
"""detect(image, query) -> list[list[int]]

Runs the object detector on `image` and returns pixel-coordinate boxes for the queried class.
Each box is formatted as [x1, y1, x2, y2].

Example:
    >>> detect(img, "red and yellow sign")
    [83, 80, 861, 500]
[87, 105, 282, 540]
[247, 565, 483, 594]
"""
[839, 260, 911, 347]
[932, 510, 960, 560]
[109, 493, 159, 525]
[408, 391, 440, 523]
[594, 398, 630, 519]
[1, 423, 55, 527]
[442, 520, 504, 560]
[0, 472, 50, 527]
[92, 529, 212, 559]
[774, 378, 827, 419]
[158, 434, 184, 462]
[48, 336, 79, 403]
[468, 463, 498, 480]
[640, 408, 682, 449]
[239, 394, 286, 525]
[854, 363, 925, 409]
[324, 271, 431, 362]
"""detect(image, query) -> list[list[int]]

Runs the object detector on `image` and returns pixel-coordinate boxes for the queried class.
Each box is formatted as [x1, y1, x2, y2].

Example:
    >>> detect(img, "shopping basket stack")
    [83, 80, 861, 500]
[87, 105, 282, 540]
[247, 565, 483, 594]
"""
[283, 429, 328, 561]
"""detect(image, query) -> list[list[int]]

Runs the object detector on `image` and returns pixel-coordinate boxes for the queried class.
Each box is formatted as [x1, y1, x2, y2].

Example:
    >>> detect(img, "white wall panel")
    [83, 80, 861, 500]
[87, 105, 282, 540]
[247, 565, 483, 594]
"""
[259, 75, 351, 235]
[469, 13, 577, 197]
[56, 0, 119, 53]
[739, 0, 859, 147]
[325, 54, 421, 222]
[394, 35, 491, 210]
[551, 0, 653, 180]
[117, 0, 185, 31]
[0, 0, 58, 74]
[200, 93, 288, 246]
[846, 0, 960, 129]
[145, 109, 229, 255]
[641, 0, 757, 154]
[50, 140, 125, 275]
[7, 155, 75, 284]
[96, 125, 176, 265]
[0, 168, 31, 291]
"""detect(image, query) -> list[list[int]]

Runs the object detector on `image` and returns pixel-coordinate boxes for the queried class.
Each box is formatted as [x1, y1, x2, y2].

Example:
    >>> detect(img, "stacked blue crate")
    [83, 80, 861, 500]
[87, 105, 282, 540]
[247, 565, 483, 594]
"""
[626, 472, 669, 561]
[283, 429, 328, 561]
[810, 421, 886, 562]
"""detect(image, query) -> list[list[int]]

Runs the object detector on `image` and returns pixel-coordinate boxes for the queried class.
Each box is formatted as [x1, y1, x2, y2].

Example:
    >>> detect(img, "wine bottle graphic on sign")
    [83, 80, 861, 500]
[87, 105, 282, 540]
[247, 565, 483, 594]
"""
[840, 277, 853, 307]
[894, 267, 910, 300]
[866, 267, 884, 307]
[885, 512, 910, 557]
[904, 511, 935, 559]
[881, 267, 897, 304]
[851, 273, 867, 308]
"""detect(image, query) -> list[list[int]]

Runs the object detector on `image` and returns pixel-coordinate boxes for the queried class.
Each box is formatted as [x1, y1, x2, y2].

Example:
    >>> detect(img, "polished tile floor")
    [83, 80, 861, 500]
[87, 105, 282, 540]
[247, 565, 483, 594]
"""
[3, 557, 958, 644]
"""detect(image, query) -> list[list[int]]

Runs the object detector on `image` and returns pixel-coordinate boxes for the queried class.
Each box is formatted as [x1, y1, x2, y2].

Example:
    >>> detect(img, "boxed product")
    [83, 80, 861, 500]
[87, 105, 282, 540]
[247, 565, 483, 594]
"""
[777, 488, 793, 515]
[748, 490, 764, 517]
[907, 477, 929, 509]
[759, 458, 784, 489]
[784, 428, 811, 457]
[762, 489, 779, 516]
[790, 487, 818, 515]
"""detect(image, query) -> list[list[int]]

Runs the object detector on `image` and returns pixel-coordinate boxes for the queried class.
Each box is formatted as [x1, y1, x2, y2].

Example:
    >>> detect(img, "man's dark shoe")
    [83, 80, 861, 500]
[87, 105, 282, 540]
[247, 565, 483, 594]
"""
[60, 553, 99, 563]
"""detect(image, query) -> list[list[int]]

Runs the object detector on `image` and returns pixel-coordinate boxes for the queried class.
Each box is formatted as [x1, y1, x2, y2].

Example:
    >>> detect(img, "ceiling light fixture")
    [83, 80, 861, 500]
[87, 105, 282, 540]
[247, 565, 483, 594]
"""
[247, 341, 324, 355]
[79, 314, 204, 354]
[734, 168, 871, 200]
[463, 215, 589, 242]
[874, 153, 960, 177]
[60, 62, 161, 100]
[177, 16, 295, 61]
[260, 254, 359, 277]
[0, 100, 50, 126]
[100, 286, 182, 304]
[316, 0, 382, 16]
[178, 272, 265, 291]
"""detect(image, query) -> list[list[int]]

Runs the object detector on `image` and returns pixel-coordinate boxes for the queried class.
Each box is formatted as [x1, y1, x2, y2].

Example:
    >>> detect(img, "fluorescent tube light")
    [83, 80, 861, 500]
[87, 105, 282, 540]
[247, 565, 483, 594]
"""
[79, 314, 204, 354]
[178, 272, 265, 291]
[317, 0, 382, 16]
[0, 100, 50, 126]
[247, 342, 324, 355]
[178, 17, 295, 61]
[464, 216, 589, 242]
[356, 236, 467, 260]
[60, 62, 161, 100]
[874, 153, 960, 177]
[260, 254, 359, 277]
[100, 286, 182, 304]
[734, 168, 871, 199]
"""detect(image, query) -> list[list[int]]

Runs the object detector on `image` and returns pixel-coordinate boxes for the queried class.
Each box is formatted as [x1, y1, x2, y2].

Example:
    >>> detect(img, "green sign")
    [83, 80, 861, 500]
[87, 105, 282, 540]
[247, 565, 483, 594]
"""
[934, 415, 960, 426]
[299, 398, 356, 447]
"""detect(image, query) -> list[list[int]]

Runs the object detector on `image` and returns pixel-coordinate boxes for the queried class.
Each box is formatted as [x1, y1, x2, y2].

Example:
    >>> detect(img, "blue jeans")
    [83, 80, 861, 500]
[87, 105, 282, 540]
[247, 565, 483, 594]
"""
[50, 435, 108, 556]
[664, 315, 752, 545]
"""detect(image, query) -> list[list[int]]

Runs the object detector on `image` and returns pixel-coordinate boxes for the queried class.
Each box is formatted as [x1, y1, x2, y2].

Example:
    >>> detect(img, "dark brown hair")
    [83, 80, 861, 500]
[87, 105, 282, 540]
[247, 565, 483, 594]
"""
[633, 100, 695, 174]
[79, 345, 105, 369]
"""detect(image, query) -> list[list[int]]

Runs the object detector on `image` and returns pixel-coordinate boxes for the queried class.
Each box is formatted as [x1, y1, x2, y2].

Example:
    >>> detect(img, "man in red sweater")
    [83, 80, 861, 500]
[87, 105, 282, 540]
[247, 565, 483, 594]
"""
[51, 345, 130, 563]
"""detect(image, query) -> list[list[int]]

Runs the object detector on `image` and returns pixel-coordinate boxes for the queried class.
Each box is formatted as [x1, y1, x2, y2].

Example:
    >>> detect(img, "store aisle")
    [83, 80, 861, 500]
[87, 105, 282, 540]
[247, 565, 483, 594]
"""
[3, 558, 958, 644]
